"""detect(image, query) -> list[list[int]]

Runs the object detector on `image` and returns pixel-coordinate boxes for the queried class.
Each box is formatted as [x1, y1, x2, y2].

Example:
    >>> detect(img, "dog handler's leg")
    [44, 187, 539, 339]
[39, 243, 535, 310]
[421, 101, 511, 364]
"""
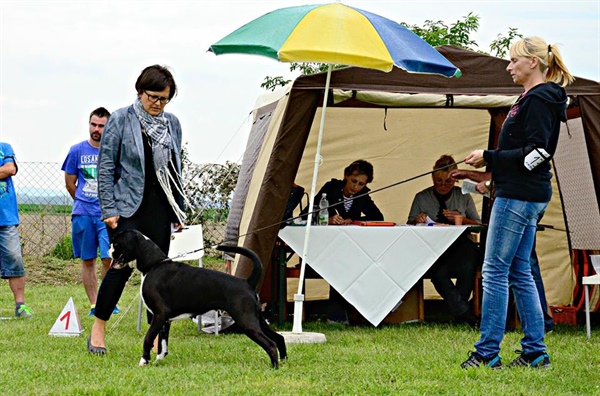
[90, 258, 134, 354]
[89, 318, 106, 350]
[152, 336, 159, 354]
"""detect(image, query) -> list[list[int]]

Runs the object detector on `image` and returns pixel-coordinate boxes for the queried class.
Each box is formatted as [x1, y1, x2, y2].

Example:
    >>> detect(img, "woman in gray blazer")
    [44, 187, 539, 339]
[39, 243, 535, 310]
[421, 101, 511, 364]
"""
[88, 65, 186, 354]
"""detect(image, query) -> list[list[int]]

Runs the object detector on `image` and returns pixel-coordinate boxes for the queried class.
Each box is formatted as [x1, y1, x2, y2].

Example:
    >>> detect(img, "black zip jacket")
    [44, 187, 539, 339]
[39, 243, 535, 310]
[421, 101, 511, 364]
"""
[483, 82, 567, 202]
[301, 178, 384, 222]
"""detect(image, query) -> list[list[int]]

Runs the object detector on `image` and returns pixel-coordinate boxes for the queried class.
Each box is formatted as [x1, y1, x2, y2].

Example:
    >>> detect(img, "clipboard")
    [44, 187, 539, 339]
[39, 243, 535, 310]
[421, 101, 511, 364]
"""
[352, 221, 397, 227]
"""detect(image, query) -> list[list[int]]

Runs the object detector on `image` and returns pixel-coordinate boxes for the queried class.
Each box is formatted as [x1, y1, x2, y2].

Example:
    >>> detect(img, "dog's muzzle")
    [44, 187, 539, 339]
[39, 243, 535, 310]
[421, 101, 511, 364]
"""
[110, 256, 128, 270]
[109, 243, 129, 270]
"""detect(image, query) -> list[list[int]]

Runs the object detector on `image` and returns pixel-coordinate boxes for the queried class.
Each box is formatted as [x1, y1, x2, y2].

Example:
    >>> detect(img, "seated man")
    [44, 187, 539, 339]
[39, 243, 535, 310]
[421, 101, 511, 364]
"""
[407, 155, 482, 326]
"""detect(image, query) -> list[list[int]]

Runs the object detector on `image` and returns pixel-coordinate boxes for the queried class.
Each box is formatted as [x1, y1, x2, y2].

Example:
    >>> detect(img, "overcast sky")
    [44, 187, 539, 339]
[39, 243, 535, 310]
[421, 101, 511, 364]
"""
[1, 0, 598, 166]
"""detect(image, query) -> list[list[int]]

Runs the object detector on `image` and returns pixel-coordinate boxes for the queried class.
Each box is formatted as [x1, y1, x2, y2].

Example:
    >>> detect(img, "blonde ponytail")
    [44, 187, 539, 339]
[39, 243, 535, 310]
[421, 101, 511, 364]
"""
[510, 37, 574, 87]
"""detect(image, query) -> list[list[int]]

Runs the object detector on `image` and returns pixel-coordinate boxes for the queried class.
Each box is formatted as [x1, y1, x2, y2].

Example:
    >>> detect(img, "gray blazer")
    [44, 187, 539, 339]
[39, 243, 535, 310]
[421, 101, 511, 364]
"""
[98, 105, 183, 220]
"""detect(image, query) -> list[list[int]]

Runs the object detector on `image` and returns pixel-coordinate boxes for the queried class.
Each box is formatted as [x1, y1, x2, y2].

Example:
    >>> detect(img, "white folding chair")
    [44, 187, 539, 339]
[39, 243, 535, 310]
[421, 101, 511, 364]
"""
[583, 255, 600, 339]
[136, 225, 205, 333]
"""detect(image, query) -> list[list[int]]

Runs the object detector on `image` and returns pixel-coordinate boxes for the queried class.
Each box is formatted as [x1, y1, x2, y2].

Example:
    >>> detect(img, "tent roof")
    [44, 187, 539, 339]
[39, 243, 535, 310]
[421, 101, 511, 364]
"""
[291, 45, 600, 97]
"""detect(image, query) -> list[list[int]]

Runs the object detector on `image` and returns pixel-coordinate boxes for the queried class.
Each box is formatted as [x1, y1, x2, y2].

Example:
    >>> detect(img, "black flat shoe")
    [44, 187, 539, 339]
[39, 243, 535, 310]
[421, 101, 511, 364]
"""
[87, 335, 106, 355]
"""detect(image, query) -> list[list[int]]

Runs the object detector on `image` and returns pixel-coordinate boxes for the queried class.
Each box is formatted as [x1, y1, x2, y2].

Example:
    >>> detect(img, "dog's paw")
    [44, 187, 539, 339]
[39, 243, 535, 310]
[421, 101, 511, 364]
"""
[139, 357, 149, 366]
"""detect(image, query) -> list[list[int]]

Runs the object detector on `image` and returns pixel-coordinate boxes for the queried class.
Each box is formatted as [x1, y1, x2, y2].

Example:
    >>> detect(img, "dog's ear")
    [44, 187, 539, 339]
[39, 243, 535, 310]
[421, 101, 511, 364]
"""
[137, 230, 151, 241]
[113, 230, 129, 243]
[113, 230, 135, 250]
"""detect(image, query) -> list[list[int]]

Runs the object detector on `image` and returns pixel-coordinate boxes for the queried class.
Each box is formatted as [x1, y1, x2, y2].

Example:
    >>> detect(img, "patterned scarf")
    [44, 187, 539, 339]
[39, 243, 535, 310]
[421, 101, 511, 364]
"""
[133, 98, 186, 223]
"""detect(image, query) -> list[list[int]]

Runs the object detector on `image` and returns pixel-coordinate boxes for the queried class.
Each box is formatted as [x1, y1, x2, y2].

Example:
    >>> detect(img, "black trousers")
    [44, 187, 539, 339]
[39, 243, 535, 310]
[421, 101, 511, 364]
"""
[94, 202, 172, 322]
[425, 234, 482, 317]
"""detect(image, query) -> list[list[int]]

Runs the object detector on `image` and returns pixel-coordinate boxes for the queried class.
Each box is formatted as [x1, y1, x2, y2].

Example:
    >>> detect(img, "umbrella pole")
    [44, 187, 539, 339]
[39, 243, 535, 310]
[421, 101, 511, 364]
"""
[292, 64, 333, 334]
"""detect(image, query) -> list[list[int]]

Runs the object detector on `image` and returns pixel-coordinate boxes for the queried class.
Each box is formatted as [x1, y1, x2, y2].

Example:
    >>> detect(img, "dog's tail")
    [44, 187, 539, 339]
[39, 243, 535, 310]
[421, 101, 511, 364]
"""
[216, 245, 262, 289]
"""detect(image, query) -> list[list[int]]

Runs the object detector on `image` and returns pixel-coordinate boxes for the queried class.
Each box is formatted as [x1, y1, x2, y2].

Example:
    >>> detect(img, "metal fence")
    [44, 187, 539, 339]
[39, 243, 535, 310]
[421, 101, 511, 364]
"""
[14, 162, 227, 258]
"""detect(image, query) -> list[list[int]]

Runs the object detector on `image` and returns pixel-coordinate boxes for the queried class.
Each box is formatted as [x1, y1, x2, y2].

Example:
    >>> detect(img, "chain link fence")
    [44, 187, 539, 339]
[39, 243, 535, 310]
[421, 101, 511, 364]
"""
[14, 162, 231, 259]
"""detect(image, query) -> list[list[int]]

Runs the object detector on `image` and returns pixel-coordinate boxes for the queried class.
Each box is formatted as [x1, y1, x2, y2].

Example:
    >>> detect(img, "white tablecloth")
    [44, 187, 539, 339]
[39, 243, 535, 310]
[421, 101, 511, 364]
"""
[278, 225, 469, 326]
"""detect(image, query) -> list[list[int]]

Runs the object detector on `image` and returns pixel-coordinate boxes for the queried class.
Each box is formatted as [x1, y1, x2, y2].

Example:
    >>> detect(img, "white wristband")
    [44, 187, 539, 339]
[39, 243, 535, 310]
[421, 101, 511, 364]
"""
[524, 148, 551, 171]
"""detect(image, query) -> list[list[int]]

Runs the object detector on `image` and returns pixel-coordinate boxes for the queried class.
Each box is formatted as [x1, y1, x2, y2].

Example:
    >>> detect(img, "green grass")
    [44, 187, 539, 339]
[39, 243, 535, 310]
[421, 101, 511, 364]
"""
[18, 203, 72, 215]
[0, 283, 599, 395]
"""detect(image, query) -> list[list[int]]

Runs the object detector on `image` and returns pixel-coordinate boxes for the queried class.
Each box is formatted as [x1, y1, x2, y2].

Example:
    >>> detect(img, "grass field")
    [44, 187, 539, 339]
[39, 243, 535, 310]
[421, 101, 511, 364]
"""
[1, 258, 599, 395]
[18, 203, 72, 215]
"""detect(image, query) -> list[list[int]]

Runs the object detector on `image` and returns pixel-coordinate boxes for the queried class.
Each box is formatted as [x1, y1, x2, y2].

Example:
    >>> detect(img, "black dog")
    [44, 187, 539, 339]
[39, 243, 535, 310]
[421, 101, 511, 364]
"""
[109, 229, 287, 368]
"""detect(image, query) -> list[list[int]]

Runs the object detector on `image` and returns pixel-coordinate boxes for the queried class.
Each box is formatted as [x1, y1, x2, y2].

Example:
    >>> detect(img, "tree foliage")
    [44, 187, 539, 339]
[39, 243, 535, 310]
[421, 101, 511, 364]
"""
[489, 27, 523, 58]
[180, 144, 240, 225]
[402, 12, 480, 50]
[260, 75, 292, 91]
[262, 62, 346, 91]
[261, 13, 521, 90]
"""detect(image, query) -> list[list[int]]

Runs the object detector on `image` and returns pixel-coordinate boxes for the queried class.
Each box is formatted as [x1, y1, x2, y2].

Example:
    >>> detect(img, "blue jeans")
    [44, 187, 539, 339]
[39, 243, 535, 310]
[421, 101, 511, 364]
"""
[530, 244, 553, 332]
[507, 223, 554, 333]
[475, 197, 547, 358]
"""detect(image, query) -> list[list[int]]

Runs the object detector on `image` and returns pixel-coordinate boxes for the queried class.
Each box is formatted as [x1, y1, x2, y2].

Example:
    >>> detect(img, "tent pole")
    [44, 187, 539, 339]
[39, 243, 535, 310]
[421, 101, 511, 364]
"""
[292, 64, 333, 334]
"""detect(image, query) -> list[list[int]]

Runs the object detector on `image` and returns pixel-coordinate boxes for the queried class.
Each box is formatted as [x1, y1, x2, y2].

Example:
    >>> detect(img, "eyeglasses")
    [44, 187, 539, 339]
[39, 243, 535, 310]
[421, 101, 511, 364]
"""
[144, 91, 170, 104]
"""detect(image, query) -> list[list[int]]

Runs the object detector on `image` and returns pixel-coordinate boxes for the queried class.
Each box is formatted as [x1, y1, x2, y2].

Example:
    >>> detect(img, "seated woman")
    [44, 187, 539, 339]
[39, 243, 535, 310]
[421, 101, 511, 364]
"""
[407, 155, 482, 326]
[301, 159, 383, 324]
[304, 159, 383, 225]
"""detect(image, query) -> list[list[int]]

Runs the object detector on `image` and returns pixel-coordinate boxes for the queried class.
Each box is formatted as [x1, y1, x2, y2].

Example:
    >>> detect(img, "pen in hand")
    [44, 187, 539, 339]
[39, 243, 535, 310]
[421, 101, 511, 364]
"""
[332, 208, 347, 225]
[333, 208, 339, 225]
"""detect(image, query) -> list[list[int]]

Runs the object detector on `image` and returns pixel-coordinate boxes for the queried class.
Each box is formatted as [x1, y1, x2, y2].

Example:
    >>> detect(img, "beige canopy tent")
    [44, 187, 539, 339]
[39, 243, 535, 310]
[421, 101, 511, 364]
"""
[225, 45, 600, 313]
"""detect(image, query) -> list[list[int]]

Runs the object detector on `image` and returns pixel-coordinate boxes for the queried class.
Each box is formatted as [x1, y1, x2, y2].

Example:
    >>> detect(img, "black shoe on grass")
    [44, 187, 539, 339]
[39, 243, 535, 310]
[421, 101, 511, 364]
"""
[461, 351, 502, 369]
[508, 350, 550, 369]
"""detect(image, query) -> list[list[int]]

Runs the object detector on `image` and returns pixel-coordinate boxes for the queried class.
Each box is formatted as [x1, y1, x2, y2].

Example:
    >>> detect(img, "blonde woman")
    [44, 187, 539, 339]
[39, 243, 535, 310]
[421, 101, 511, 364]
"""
[461, 37, 574, 369]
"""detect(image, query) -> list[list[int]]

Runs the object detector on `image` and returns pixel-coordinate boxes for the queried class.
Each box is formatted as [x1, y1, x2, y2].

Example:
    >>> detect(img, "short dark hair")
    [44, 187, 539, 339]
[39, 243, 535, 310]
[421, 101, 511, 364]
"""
[135, 64, 178, 100]
[433, 154, 457, 173]
[89, 107, 110, 121]
[344, 159, 375, 183]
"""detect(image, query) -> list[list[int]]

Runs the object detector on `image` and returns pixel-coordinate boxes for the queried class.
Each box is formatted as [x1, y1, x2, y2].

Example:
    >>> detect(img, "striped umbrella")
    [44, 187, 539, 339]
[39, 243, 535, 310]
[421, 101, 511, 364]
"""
[209, 3, 460, 336]
[209, 3, 460, 77]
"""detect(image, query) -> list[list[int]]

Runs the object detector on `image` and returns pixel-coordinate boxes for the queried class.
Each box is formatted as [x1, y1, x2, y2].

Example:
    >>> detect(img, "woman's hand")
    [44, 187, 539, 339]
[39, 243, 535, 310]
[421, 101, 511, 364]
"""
[104, 215, 120, 229]
[329, 214, 351, 225]
[465, 150, 486, 168]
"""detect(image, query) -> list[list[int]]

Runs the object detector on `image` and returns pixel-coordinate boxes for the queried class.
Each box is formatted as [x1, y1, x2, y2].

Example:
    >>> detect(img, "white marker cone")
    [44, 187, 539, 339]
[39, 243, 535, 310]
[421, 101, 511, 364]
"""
[49, 297, 83, 337]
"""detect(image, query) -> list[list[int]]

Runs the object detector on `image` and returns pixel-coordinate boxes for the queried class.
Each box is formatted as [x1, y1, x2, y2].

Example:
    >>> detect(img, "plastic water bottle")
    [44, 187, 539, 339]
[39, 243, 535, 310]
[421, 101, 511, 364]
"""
[318, 193, 329, 226]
